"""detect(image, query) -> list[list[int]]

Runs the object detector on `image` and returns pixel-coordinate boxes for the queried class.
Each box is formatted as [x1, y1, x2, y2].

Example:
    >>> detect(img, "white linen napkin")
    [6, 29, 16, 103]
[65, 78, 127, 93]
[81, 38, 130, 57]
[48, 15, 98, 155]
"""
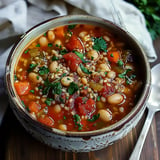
[0, 0, 157, 123]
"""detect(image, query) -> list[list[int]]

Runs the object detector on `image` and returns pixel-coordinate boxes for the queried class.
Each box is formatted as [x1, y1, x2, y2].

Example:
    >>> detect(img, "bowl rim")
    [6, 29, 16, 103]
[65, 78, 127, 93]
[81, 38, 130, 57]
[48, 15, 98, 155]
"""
[5, 15, 151, 137]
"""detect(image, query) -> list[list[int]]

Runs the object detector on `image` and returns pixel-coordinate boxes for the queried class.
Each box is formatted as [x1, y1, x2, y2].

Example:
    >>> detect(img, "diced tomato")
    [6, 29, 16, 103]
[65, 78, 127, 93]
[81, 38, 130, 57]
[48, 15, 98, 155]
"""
[14, 81, 31, 96]
[38, 115, 54, 127]
[21, 71, 27, 81]
[107, 51, 120, 63]
[66, 35, 83, 51]
[28, 101, 41, 113]
[48, 106, 64, 120]
[100, 83, 115, 97]
[75, 97, 96, 116]
[63, 52, 82, 72]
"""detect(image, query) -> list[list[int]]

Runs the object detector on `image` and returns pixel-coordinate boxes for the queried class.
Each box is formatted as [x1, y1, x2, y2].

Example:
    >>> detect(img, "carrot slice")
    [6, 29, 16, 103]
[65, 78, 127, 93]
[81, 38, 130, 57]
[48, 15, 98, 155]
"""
[107, 51, 120, 63]
[55, 26, 65, 38]
[14, 81, 31, 96]
[38, 116, 54, 127]
[28, 101, 41, 113]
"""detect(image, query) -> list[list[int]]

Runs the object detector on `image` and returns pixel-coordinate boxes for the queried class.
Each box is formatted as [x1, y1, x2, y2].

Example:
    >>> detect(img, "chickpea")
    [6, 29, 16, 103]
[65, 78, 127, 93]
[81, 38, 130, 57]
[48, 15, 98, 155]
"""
[61, 76, 74, 87]
[77, 66, 85, 77]
[98, 63, 110, 72]
[107, 93, 124, 105]
[98, 109, 112, 122]
[47, 30, 55, 42]
[87, 50, 99, 61]
[28, 72, 42, 84]
[53, 104, 61, 113]
[79, 31, 87, 38]
[54, 39, 62, 46]
[81, 77, 87, 85]
[39, 36, 48, 47]
[49, 61, 58, 73]
[107, 71, 116, 79]
[59, 124, 67, 131]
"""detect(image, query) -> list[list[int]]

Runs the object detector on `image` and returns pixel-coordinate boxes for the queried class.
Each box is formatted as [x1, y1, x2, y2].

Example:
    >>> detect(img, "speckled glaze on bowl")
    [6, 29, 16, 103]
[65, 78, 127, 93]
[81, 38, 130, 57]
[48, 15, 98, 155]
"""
[5, 15, 151, 152]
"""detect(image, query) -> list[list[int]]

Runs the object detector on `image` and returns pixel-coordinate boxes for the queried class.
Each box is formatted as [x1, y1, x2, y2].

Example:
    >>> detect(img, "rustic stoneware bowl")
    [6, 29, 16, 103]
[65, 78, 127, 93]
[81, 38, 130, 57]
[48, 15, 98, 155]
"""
[5, 15, 151, 152]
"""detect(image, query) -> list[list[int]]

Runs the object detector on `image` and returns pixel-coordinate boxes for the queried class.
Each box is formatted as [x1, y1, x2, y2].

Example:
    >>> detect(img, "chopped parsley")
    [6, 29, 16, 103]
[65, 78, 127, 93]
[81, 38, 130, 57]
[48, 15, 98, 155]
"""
[110, 53, 114, 57]
[51, 82, 62, 95]
[30, 90, 35, 94]
[48, 43, 53, 47]
[39, 66, 49, 75]
[117, 60, 124, 67]
[45, 98, 53, 106]
[97, 96, 101, 101]
[36, 43, 40, 47]
[27, 63, 38, 72]
[60, 49, 68, 55]
[80, 63, 92, 74]
[14, 75, 17, 81]
[92, 37, 107, 52]
[68, 82, 79, 95]
[87, 114, 100, 122]
[24, 49, 29, 54]
[52, 56, 59, 61]
[73, 114, 83, 130]
[68, 24, 76, 30]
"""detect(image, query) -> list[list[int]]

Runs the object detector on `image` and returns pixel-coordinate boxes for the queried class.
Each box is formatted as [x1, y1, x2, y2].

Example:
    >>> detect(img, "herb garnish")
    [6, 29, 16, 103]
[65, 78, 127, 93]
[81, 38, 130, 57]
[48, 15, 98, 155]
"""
[68, 24, 76, 30]
[117, 60, 124, 67]
[73, 51, 90, 63]
[39, 66, 49, 75]
[68, 82, 79, 95]
[79, 63, 92, 74]
[87, 114, 100, 122]
[48, 43, 53, 47]
[52, 56, 59, 61]
[27, 63, 38, 72]
[60, 49, 68, 55]
[92, 37, 107, 52]
[30, 90, 35, 94]
[36, 44, 40, 47]
[45, 98, 53, 106]
[24, 49, 29, 54]
[73, 114, 83, 130]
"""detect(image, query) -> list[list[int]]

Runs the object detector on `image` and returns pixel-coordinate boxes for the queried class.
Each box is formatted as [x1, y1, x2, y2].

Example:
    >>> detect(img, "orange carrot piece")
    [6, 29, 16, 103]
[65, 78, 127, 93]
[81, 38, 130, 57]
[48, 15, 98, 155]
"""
[55, 26, 65, 38]
[14, 81, 31, 96]
[28, 101, 41, 113]
[107, 51, 120, 63]
[38, 116, 54, 127]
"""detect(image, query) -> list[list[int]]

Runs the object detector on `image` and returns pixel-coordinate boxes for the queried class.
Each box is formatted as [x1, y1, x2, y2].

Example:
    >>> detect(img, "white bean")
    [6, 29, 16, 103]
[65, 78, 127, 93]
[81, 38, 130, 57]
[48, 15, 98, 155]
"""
[61, 76, 74, 87]
[28, 72, 42, 84]
[47, 30, 55, 42]
[81, 77, 87, 84]
[39, 36, 48, 47]
[54, 39, 62, 46]
[77, 66, 85, 77]
[59, 124, 67, 131]
[107, 71, 116, 79]
[49, 61, 58, 73]
[79, 31, 87, 38]
[98, 109, 112, 122]
[107, 93, 123, 104]
[87, 50, 99, 61]
[53, 104, 61, 113]
[98, 63, 110, 72]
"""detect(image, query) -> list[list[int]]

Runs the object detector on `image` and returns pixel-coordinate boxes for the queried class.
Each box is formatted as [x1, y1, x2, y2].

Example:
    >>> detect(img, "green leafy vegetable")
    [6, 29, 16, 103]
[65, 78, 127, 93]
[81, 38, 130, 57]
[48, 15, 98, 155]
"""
[24, 49, 29, 54]
[48, 43, 53, 47]
[68, 82, 79, 95]
[68, 24, 76, 30]
[39, 66, 49, 75]
[60, 49, 68, 55]
[52, 82, 62, 95]
[126, 0, 160, 40]
[87, 114, 100, 122]
[73, 114, 83, 130]
[36, 44, 40, 47]
[27, 63, 38, 72]
[79, 63, 92, 74]
[30, 90, 35, 94]
[45, 98, 53, 106]
[118, 69, 131, 79]
[74, 51, 90, 63]
[52, 56, 59, 61]
[92, 37, 107, 52]
[117, 60, 124, 67]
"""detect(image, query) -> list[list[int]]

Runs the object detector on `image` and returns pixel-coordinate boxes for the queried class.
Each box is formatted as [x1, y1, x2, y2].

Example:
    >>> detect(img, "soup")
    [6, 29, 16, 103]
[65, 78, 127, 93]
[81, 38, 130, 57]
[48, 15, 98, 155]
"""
[14, 24, 143, 132]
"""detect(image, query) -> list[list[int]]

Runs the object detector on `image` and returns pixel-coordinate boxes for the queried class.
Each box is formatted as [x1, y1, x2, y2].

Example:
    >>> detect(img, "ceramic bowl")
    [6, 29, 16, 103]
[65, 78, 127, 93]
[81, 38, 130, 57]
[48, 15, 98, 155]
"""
[5, 15, 151, 152]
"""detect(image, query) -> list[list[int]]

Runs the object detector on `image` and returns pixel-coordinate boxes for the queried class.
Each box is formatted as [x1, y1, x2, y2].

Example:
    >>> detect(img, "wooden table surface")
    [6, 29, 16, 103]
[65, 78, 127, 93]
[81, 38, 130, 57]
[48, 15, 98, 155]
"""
[0, 37, 160, 160]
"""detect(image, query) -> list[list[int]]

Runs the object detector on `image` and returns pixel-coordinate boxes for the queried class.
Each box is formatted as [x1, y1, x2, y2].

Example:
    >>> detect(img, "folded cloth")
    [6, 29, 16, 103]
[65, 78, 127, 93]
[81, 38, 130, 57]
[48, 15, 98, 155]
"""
[0, 0, 157, 123]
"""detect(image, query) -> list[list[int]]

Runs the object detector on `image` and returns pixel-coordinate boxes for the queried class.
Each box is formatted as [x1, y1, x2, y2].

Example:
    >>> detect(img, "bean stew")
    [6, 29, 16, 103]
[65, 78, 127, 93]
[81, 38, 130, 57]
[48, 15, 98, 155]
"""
[14, 24, 143, 132]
